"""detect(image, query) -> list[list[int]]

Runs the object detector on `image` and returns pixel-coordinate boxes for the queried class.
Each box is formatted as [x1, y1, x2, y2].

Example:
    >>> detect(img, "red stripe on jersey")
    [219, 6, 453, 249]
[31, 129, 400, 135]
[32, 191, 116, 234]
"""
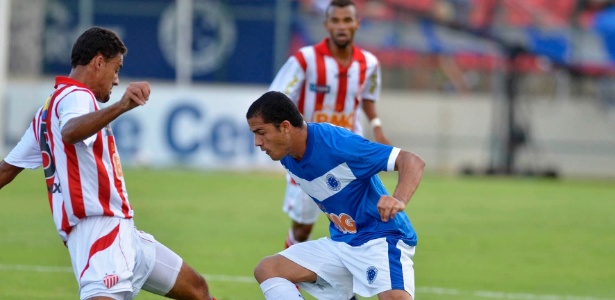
[64, 142, 86, 218]
[314, 51, 327, 112]
[32, 116, 38, 142]
[79, 223, 120, 279]
[355, 50, 368, 109]
[60, 202, 72, 237]
[294, 52, 307, 113]
[335, 67, 348, 112]
[294, 52, 307, 71]
[93, 131, 113, 216]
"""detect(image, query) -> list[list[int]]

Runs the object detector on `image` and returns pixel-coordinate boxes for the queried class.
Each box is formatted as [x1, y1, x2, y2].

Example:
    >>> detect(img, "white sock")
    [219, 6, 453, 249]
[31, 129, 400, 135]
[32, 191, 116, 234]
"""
[260, 277, 304, 300]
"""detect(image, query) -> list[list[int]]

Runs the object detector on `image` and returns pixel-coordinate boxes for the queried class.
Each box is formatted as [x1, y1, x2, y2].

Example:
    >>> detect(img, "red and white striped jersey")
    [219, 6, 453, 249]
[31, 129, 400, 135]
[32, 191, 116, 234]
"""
[269, 38, 381, 136]
[4, 76, 133, 242]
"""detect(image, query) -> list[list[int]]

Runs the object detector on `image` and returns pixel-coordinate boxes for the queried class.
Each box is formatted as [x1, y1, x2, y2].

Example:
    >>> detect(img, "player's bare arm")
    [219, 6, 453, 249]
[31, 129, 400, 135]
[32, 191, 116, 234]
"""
[62, 82, 150, 144]
[0, 160, 24, 189]
[378, 150, 425, 221]
[362, 99, 391, 145]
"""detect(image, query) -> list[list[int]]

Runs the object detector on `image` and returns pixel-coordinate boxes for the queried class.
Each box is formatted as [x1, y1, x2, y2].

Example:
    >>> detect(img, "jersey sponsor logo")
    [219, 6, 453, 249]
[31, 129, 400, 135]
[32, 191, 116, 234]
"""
[309, 83, 330, 94]
[312, 111, 354, 130]
[326, 212, 356, 234]
[366, 266, 378, 284]
[325, 174, 341, 191]
[284, 77, 300, 95]
[103, 274, 119, 289]
[47, 182, 62, 193]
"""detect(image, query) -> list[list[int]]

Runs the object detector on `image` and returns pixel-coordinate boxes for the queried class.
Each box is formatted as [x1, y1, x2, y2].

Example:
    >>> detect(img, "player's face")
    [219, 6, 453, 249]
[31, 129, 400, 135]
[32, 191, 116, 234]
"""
[248, 116, 290, 161]
[324, 5, 360, 49]
[93, 54, 122, 103]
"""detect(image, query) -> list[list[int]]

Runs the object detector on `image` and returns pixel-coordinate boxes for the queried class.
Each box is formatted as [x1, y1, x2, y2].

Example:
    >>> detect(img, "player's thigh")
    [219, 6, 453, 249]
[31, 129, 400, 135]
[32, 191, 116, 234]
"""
[141, 241, 184, 296]
[280, 237, 352, 287]
[378, 289, 413, 300]
[68, 217, 143, 300]
[164, 262, 208, 299]
[341, 238, 416, 298]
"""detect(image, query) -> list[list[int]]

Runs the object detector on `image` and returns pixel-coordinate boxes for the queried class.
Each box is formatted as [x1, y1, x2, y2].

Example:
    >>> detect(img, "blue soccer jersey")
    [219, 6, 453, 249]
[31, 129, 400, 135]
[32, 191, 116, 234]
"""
[280, 123, 417, 246]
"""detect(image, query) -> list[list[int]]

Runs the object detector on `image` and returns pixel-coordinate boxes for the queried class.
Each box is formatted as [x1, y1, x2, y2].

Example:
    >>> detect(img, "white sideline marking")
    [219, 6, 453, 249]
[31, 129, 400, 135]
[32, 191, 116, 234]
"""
[0, 264, 612, 300]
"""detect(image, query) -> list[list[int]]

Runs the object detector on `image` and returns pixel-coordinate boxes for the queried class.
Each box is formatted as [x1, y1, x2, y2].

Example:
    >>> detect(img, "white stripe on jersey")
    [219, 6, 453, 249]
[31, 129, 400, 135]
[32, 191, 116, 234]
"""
[287, 163, 356, 201]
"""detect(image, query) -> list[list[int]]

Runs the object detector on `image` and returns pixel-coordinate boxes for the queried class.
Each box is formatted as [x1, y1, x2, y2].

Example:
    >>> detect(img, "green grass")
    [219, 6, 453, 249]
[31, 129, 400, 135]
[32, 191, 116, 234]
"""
[1, 169, 614, 299]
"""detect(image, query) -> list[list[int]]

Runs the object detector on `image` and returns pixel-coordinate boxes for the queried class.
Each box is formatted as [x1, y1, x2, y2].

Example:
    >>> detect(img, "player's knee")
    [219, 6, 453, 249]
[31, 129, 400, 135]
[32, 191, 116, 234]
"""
[185, 276, 211, 300]
[254, 255, 277, 283]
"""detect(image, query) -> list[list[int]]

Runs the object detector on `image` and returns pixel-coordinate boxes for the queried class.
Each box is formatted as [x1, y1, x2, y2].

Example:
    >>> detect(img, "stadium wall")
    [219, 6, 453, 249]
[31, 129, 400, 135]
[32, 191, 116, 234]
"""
[3, 78, 614, 179]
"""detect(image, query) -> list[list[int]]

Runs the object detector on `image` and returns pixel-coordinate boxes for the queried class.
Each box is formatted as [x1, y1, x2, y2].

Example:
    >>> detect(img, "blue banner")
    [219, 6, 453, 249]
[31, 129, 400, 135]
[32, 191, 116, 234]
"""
[42, 0, 279, 84]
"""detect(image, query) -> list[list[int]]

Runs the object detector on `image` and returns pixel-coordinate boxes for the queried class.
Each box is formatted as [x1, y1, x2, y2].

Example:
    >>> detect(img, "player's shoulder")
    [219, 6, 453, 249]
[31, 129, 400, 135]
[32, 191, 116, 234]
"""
[311, 122, 354, 138]
[292, 44, 317, 58]
[357, 47, 379, 65]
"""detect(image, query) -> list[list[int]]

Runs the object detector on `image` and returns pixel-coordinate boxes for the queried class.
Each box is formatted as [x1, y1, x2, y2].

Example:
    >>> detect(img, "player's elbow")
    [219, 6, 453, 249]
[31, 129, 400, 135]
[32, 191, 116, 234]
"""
[397, 150, 425, 172]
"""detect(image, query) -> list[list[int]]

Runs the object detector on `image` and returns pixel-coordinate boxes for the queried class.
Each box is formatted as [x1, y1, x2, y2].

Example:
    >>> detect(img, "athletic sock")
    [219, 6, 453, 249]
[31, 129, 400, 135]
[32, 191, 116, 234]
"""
[285, 228, 298, 249]
[260, 277, 305, 300]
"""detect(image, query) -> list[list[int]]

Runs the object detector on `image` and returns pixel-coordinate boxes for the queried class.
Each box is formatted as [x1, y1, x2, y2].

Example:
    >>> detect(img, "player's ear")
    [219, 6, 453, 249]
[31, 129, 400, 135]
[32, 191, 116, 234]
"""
[92, 54, 105, 70]
[280, 120, 291, 133]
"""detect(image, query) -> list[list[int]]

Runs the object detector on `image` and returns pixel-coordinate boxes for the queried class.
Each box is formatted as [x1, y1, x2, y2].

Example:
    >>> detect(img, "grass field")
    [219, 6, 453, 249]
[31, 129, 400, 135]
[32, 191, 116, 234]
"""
[1, 168, 614, 300]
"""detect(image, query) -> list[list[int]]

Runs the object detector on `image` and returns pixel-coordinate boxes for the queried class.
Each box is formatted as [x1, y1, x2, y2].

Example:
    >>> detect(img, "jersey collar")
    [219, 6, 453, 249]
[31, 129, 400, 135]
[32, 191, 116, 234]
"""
[54, 76, 88, 89]
[315, 38, 364, 63]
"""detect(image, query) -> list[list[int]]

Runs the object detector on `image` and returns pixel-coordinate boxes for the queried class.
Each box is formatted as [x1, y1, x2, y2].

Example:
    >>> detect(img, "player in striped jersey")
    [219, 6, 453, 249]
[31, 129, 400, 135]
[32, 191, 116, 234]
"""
[270, 0, 392, 256]
[0, 27, 215, 300]
[248, 91, 425, 300]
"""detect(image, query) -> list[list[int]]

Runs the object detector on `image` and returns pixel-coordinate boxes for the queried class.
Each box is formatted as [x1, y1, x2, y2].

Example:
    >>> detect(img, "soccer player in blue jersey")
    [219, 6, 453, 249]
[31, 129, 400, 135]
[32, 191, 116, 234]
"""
[247, 91, 425, 300]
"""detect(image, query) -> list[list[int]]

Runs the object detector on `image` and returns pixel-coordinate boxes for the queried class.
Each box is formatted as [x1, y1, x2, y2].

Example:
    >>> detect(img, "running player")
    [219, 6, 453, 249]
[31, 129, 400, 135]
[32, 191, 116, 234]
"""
[247, 91, 425, 300]
[269, 0, 391, 251]
[0, 27, 216, 300]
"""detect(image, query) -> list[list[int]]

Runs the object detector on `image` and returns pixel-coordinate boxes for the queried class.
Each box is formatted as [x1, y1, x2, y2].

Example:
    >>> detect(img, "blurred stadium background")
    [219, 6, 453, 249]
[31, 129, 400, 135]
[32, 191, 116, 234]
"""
[1, 0, 615, 179]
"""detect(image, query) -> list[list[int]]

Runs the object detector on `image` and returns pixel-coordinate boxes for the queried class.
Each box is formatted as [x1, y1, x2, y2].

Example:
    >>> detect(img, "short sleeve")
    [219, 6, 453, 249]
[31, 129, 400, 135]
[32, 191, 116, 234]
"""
[4, 122, 42, 169]
[269, 56, 306, 103]
[57, 90, 97, 146]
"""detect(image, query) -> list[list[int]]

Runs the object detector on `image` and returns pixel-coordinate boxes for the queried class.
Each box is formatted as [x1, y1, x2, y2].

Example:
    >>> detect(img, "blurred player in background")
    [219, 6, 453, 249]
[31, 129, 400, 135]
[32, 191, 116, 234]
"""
[0, 27, 216, 300]
[247, 91, 425, 300]
[269, 0, 391, 253]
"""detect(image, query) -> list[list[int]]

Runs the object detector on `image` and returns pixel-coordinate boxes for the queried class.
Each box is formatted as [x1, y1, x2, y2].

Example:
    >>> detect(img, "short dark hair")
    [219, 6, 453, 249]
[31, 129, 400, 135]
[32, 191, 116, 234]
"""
[71, 27, 127, 68]
[246, 91, 304, 128]
[326, 0, 357, 17]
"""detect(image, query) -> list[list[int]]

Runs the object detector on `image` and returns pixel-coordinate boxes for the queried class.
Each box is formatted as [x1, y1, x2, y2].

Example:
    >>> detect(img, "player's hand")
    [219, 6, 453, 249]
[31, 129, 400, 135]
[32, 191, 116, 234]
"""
[377, 195, 405, 222]
[120, 82, 151, 110]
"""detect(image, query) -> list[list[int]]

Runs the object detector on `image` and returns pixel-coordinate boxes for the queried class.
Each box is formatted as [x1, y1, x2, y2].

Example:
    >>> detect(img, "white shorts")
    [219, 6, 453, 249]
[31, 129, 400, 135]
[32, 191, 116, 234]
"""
[66, 216, 183, 300]
[280, 237, 416, 300]
[282, 174, 321, 224]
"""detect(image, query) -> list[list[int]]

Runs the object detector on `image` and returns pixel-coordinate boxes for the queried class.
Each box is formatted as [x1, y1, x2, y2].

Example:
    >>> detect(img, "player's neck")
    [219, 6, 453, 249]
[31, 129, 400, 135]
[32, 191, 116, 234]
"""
[328, 40, 353, 67]
[289, 123, 309, 161]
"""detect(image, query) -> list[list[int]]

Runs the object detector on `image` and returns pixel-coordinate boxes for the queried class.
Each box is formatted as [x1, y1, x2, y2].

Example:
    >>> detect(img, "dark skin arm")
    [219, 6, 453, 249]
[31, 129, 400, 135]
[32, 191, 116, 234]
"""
[62, 82, 150, 144]
[362, 99, 391, 145]
[377, 150, 425, 222]
[0, 160, 24, 190]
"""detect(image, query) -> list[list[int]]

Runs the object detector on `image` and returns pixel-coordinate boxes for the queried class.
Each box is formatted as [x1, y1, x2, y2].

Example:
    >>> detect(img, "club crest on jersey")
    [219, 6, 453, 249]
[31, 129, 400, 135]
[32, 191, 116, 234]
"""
[310, 83, 330, 94]
[366, 266, 378, 284]
[103, 274, 119, 289]
[326, 174, 341, 191]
